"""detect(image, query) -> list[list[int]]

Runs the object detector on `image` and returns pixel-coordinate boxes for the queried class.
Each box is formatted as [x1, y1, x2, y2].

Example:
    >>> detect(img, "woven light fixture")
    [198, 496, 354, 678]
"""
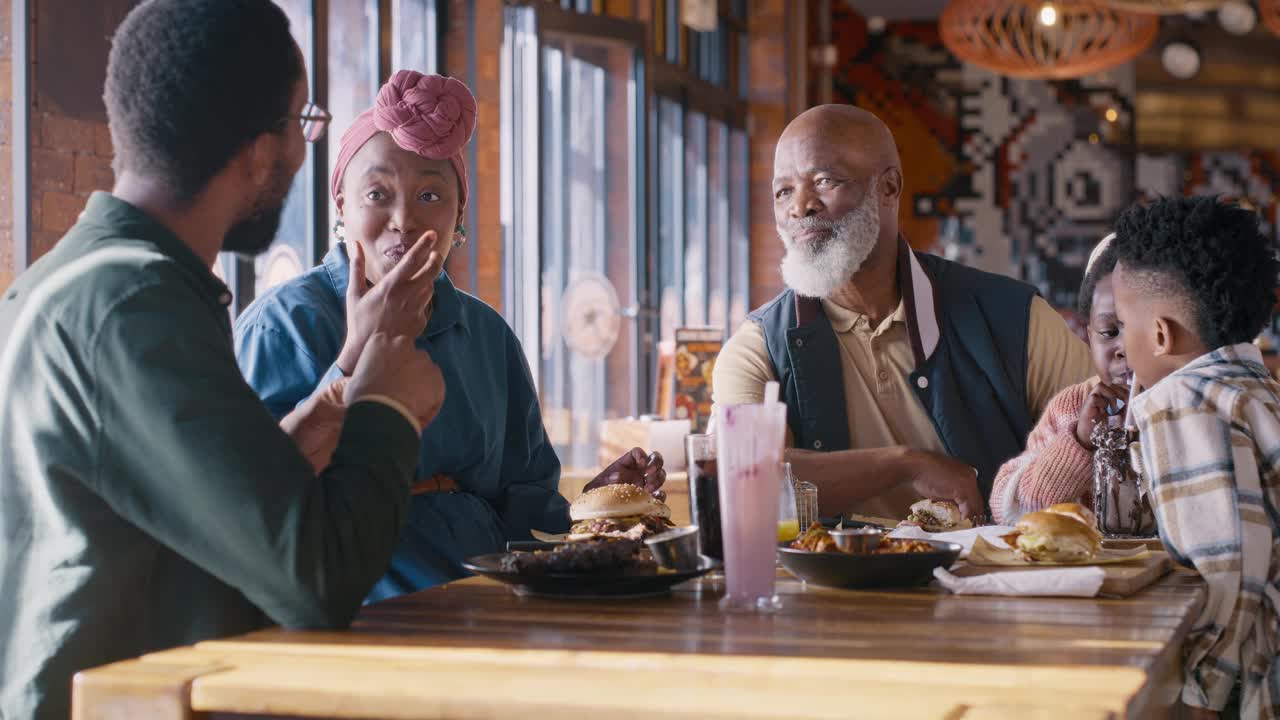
[940, 0, 1161, 79]
[1262, 0, 1280, 36]
[1100, 0, 1225, 13]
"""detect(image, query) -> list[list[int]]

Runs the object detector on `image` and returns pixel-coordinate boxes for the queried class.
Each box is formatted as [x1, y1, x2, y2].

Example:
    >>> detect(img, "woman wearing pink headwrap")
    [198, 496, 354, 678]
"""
[234, 71, 665, 600]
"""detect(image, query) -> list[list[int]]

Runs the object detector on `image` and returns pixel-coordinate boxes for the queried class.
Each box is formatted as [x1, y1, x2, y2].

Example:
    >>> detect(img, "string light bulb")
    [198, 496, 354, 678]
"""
[1039, 2, 1059, 26]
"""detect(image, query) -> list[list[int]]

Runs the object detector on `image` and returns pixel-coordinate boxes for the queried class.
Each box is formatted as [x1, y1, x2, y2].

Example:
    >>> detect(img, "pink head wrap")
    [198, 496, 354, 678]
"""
[329, 70, 478, 209]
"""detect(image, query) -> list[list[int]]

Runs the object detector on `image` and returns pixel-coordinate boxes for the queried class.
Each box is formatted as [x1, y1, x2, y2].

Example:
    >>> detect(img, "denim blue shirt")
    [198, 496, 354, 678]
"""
[234, 243, 570, 600]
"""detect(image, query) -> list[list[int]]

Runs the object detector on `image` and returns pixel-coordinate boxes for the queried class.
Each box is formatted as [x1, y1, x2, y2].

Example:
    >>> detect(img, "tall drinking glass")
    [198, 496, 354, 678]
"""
[716, 400, 787, 613]
[686, 434, 722, 561]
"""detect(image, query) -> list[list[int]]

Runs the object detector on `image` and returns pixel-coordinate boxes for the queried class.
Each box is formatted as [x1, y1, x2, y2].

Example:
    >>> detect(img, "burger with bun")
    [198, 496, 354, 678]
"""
[903, 499, 973, 532]
[1001, 510, 1101, 563]
[568, 484, 674, 541]
[1042, 502, 1100, 537]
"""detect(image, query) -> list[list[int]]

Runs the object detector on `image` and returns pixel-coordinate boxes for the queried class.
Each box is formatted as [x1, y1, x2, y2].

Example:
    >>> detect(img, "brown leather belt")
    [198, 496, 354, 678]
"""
[410, 474, 461, 496]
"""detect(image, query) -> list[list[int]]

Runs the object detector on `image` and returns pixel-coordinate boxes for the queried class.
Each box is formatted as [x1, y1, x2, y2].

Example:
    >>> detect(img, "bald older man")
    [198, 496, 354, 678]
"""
[713, 105, 1092, 522]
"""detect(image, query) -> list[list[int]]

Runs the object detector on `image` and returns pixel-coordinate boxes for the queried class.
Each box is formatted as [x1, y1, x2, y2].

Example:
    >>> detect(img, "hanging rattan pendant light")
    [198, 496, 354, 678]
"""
[1100, 0, 1226, 13]
[1262, 0, 1280, 37]
[940, 0, 1161, 79]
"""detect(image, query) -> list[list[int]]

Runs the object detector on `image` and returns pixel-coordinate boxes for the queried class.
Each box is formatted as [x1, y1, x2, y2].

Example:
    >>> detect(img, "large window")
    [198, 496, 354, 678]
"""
[326, 0, 380, 250]
[392, 0, 440, 76]
[728, 128, 750, 330]
[252, 0, 317, 295]
[504, 5, 644, 470]
[706, 118, 729, 332]
[220, 0, 440, 316]
[683, 110, 708, 328]
[657, 97, 684, 344]
[505, 1, 749, 471]
[653, 1, 751, 344]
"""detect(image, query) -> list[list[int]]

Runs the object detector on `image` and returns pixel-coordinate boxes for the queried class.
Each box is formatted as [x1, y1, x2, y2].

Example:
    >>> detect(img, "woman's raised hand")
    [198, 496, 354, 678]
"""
[335, 231, 445, 375]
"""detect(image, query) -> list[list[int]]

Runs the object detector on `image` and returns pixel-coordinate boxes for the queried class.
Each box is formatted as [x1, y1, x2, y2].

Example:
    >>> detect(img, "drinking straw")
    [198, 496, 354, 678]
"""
[764, 381, 779, 406]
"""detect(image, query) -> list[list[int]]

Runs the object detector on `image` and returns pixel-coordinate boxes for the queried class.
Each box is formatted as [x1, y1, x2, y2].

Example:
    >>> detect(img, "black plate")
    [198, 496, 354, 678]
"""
[822, 515, 888, 530]
[777, 540, 962, 589]
[462, 553, 720, 599]
[505, 540, 562, 553]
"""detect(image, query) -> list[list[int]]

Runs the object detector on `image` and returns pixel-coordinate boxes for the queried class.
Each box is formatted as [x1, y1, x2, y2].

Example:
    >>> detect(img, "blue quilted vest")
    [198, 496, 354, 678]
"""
[748, 239, 1037, 506]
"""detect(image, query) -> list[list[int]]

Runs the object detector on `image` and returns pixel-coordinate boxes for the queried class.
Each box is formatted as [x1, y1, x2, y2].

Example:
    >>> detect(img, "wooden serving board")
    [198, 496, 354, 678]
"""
[1103, 537, 1166, 552]
[950, 551, 1172, 597]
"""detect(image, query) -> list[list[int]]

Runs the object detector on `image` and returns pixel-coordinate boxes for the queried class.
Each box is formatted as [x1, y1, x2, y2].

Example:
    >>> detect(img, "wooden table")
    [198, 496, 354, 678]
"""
[74, 570, 1204, 720]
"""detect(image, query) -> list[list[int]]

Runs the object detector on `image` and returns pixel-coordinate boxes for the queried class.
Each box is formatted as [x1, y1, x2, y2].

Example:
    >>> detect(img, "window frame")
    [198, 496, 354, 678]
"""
[224, 0, 441, 318]
[502, 0, 751, 451]
[503, 2, 648, 414]
[648, 0, 750, 357]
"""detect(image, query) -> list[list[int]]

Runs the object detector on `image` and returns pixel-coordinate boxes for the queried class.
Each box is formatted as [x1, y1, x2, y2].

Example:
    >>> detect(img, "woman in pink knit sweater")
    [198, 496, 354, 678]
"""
[991, 236, 1130, 524]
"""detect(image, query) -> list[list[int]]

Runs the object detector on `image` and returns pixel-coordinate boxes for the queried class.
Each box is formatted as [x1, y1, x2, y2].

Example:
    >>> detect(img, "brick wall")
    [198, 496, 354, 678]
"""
[439, 0, 503, 312]
[29, 0, 119, 262]
[1, 0, 123, 291]
[471, 0, 503, 313]
[746, 0, 796, 308]
[29, 113, 113, 260]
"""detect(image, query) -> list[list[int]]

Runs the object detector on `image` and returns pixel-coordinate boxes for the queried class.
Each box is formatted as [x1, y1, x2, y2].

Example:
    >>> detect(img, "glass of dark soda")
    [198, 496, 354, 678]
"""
[686, 433, 722, 561]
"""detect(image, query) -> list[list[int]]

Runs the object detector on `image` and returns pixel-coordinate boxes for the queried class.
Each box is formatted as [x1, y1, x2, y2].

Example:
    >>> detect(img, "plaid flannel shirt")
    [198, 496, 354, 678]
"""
[1128, 343, 1280, 717]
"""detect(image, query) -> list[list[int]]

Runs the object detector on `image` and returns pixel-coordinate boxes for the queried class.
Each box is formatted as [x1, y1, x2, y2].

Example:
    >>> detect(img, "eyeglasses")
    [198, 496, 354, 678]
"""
[296, 102, 332, 143]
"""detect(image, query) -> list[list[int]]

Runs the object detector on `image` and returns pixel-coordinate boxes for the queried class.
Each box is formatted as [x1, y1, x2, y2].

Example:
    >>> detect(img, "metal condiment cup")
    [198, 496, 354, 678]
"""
[644, 525, 702, 571]
[829, 527, 884, 554]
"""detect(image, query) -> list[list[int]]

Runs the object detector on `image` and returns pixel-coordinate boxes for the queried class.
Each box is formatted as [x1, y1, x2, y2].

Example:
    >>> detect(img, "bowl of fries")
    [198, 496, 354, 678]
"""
[778, 523, 961, 589]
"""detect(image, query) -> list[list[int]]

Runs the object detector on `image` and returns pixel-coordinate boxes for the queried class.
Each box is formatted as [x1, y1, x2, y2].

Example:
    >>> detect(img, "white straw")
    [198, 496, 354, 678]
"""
[1123, 380, 1137, 429]
[763, 381, 780, 406]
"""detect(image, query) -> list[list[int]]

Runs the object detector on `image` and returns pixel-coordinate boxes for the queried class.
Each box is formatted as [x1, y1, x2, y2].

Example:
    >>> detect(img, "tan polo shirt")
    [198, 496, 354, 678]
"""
[711, 295, 1093, 520]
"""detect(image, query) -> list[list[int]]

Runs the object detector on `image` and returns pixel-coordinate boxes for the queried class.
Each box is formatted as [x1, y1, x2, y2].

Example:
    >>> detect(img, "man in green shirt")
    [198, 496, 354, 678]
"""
[0, 1, 447, 717]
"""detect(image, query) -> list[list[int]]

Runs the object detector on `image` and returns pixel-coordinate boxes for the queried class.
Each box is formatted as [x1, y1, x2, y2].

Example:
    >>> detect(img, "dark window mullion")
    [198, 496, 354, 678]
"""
[311, 0, 330, 267]
[231, 256, 256, 316]
[377, 0, 392, 83]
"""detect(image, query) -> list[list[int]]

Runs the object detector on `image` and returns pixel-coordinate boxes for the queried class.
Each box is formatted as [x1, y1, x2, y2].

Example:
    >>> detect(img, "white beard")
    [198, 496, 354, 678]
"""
[778, 187, 881, 299]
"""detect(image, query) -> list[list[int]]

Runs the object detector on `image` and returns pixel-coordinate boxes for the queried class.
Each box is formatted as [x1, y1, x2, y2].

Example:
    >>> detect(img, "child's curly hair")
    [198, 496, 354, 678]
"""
[1111, 196, 1279, 348]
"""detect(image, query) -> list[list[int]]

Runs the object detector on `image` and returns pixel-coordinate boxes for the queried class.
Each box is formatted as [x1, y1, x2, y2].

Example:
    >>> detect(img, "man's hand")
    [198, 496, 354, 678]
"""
[904, 449, 984, 522]
[344, 332, 446, 431]
[1075, 379, 1128, 449]
[280, 379, 347, 473]
[335, 232, 445, 375]
[582, 447, 667, 502]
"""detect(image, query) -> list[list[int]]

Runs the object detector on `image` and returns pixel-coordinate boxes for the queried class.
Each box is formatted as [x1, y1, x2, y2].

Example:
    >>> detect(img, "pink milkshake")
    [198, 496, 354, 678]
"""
[715, 398, 787, 613]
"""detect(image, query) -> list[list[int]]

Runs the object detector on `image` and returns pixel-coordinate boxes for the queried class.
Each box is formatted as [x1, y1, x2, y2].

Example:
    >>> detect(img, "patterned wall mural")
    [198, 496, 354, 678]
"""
[829, 7, 1280, 314]
[1137, 150, 1280, 345]
[1137, 151, 1280, 238]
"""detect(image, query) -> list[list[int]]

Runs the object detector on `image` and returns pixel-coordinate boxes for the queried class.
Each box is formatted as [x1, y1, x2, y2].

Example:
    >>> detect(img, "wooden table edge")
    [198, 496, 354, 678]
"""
[71, 575, 1208, 720]
[72, 642, 1169, 720]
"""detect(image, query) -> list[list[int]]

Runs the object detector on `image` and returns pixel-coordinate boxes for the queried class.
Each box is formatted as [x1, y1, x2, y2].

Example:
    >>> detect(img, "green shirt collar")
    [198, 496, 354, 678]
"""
[77, 192, 233, 307]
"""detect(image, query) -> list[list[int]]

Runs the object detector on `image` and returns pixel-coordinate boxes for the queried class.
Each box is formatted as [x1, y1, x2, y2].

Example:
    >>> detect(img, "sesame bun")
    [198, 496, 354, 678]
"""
[569, 484, 671, 521]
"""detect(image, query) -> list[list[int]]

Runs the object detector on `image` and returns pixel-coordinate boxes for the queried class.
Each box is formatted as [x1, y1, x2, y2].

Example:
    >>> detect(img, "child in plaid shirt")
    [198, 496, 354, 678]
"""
[1111, 196, 1280, 719]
